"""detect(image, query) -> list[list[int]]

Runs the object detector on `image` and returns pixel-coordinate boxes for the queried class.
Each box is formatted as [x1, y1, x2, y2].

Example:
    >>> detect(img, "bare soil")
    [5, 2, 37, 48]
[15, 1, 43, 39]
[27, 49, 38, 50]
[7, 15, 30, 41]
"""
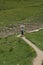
[0, 22, 43, 38]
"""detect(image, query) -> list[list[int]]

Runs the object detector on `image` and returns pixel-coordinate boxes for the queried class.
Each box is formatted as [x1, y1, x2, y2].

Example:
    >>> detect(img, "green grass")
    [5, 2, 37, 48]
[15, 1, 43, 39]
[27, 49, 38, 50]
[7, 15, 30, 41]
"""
[0, 0, 43, 26]
[25, 30, 43, 50]
[0, 35, 36, 65]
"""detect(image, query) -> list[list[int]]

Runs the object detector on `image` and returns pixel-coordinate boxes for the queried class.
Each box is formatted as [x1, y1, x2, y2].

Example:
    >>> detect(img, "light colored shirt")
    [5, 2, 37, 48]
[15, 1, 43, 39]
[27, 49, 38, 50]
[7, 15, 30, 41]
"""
[20, 24, 25, 31]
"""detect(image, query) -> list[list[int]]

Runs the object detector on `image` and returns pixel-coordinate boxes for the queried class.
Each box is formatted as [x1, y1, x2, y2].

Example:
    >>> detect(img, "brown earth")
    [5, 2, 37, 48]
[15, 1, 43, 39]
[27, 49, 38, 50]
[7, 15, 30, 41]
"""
[0, 22, 43, 38]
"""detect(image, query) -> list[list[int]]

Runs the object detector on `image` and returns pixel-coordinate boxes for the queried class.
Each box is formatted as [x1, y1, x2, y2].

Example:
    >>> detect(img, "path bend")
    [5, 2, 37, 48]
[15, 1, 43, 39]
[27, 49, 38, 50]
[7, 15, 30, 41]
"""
[20, 36, 43, 65]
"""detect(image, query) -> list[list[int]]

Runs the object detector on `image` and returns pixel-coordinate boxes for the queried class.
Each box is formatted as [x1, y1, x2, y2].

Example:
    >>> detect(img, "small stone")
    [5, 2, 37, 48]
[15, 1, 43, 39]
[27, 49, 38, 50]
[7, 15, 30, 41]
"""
[17, 64, 19, 65]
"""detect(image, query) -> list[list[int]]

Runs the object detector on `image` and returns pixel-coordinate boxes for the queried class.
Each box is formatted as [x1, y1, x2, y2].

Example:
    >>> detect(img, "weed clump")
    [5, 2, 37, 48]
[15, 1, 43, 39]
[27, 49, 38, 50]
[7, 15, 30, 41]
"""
[42, 62, 43, 65]
[9, 47, 13, 52]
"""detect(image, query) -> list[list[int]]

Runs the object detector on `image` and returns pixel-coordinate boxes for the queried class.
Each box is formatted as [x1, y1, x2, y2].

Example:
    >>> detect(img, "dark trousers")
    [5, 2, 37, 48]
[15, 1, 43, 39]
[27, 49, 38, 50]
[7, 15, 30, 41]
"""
[21, 30, 24, 35]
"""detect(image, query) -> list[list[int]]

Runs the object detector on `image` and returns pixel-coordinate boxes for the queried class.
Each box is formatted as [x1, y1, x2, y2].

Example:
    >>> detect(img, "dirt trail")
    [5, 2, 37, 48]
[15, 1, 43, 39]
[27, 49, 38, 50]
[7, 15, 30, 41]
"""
[17, 34, 43, 65]
[26, 27, 43, 33]
[21, 37, 43, 65]
[0, 27, 43, 38]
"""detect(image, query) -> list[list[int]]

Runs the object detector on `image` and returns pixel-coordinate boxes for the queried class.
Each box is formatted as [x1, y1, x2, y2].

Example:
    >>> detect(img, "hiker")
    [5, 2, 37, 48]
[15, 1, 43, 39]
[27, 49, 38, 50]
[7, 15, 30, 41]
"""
[20, 24, 25, 36]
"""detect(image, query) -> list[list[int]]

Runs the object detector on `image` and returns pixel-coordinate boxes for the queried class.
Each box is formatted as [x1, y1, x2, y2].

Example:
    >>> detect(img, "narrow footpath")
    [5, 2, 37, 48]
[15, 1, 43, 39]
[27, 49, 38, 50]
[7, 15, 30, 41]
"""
[21, 37, 43, 65]
[17, 34, 43, 65]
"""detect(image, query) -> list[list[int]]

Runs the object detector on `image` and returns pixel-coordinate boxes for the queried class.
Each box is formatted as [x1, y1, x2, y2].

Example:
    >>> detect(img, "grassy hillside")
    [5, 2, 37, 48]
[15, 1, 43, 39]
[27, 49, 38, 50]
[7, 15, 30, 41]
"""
[0, 0, 43, 26]
[0, 35, 36, 65]
[25, 30, 43, 50]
